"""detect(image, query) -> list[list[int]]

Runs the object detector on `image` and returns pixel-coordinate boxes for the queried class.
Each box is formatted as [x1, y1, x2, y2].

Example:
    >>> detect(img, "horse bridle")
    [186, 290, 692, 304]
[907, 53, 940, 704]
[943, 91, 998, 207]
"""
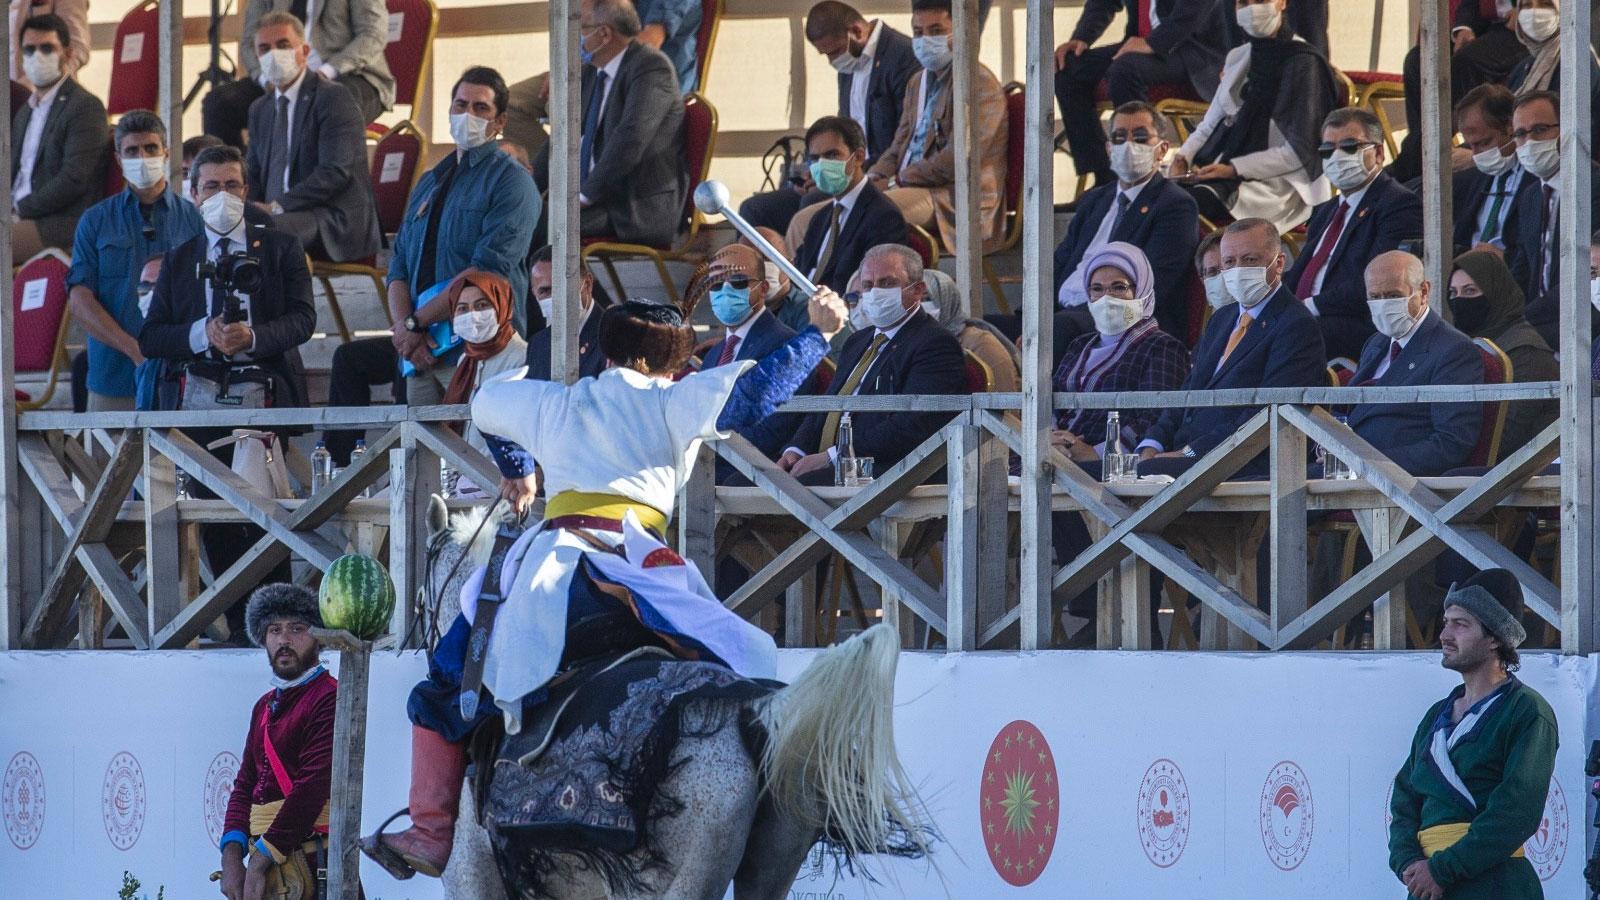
[411, 496, 506, 653]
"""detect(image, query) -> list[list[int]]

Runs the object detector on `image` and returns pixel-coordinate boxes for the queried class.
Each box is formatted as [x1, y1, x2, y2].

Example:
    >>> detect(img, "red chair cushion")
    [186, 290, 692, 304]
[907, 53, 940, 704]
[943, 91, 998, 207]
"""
[370, 127, 422, 235]
[1093, 80, 1200, 106]
[384, 0, 437, 107]
[13, 389, 30, 402]
[681, 95, 714, 220]
[1343, 70, 1402, 86]
[695, 0, 720, 88]
[12, 254, 70, 373]
[963, 356, 987, 393]
[906, 228, 935, 269]
[1467, 344, 1508, 467]
[1003, 84, 1024, 214]
[107, 0, 159, 115]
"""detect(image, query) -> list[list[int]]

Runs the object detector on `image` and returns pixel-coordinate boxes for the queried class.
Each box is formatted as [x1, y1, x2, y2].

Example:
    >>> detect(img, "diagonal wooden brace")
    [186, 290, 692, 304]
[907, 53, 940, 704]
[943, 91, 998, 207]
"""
[408, 421, 501, 491]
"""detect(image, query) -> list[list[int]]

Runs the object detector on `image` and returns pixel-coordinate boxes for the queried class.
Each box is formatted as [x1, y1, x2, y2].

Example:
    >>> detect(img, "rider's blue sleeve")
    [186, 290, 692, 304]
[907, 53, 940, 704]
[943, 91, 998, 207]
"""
[715, 326, 829, 433]
[484, 433, 536, 479]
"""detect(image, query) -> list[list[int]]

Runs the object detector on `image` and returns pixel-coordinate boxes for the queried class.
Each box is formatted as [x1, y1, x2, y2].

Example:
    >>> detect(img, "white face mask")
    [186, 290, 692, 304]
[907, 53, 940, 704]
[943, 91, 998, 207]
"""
[763, 262, 784, 296]
[1589, 276, 1600, 312]
[1323, 148, 1374, 193]
[860, 285, 909, 329]
[1517, 136, 1560, 180]
[1222, 264, 1274, 308]
[1473, 144, 1516, 177]
[920, 299, 941, 320]
[1109, 141, 1159, 185]
[1088, 295, 1142, 337]
[453, 309, 501, 344]
[1203, 273, 1232, 310]
[1236, 2, 1282, 39]
[258, 47, 302, 86]
[1367, 294, 1419, 339]
[912, 35, 953, 72]
[137, 287, 154, 318]
[847, 298, 871, 331]
[21, 50, 60, 88]
[449, 112, 493, 151]
[120, 156, 166, 191]
[537, 297, 554, 323]
[199, 190, 244, 234]
[1519, 8, 1559, 43]
[829, 39, 870, 74]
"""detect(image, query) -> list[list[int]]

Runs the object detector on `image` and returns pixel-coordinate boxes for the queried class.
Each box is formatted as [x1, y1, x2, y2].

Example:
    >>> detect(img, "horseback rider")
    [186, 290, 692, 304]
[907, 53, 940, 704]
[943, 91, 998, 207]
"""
[362, 268, 849, 880]
[217, 585, 338, 900]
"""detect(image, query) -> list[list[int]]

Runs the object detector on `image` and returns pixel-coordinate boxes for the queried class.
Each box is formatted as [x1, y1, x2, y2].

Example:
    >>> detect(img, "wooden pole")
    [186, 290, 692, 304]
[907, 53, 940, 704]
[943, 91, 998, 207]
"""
[0, 13, 18, 648]
[159, 0, 184, 186]
[1557, 0, 1596, 654]
[1418, 0, 1451, 314]
[549, 0, 582, 385]
[1017, 0, 1053, 649]
[312, 628, 372, 900]
[951, 0, 982, 316]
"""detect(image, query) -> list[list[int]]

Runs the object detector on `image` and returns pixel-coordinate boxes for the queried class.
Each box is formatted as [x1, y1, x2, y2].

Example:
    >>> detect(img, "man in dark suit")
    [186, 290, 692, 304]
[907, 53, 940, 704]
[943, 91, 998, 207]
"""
[1138, 218, 1327, 477]
[738, 2, 919, 234]
[524, 245, 611, 381]
[534, 0, 685, 249]
[1450, 84, 1524, 254]
[779, 243, 968, 485]
[244, 12, 380, 264]
[10, 14, 106, 260]
[139, 145, 317, 410]
[1049, 101, 1197, 351]
[1054, 0, 1228, 190]
[1284, 108, 1422, 362]
[1348, 251, 1483, 475]
[1503, 90, 1600, 347]
[792, 116, 907, 295]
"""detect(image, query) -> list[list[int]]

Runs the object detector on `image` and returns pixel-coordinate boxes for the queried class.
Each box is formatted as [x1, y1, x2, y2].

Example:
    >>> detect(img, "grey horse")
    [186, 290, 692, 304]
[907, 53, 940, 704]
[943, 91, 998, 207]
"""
[421, 498, 932, 900]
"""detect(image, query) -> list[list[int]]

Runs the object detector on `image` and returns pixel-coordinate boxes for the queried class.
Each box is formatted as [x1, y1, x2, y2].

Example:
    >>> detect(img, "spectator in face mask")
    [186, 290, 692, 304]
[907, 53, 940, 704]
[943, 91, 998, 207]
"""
[921, 267, 1020, 392]
[1347, 251, 1483, 476]
[1195, 229, 1230, 318]
[67, 109, 203, 412]
[788, 115, 908, 295]
[1283, 107, 1423, 362]
[1450, 85, 1525, 254]
[425, 270, 528, 496]
[1448, 249, 1557, 455]
[524, 245, 611, 381]
[740, 227, 815, 336]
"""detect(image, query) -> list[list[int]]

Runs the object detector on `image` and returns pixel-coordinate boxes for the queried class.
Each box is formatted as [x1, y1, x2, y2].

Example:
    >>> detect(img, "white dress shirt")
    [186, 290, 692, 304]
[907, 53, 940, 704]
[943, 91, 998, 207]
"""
[1058, 176, 1153, 308]
[848, 19, 884, 144]
[187, 218, 256, 356]
[1472, 162, 1524, 249]
[806, 174, 870, 280]
[785, 307, 915, 462]
[12, 77, 64, 208]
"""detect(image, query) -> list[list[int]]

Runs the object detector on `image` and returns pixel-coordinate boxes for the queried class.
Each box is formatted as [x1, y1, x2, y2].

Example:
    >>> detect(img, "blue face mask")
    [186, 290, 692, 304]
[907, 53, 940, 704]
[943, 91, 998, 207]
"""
[579, 28, 598, 65]
[710, 283, 753, 326]
[809, 158, 852, 196]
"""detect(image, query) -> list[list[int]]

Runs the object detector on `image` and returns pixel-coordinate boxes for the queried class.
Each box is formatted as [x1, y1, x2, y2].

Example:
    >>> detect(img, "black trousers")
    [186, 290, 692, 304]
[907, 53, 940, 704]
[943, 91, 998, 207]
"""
[1389, 26, 1526, 184]
[324, 336, 402, 466]
[1055, 44, 1190, 186]
[202, 73, 386, 148]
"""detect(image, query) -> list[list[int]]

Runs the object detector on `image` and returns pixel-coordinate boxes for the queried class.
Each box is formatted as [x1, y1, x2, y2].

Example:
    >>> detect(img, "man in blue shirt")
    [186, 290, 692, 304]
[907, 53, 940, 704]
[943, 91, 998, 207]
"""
[66, 109, 203, 411]
[386, 66, 539, 405]
[636, 0, 702, 92]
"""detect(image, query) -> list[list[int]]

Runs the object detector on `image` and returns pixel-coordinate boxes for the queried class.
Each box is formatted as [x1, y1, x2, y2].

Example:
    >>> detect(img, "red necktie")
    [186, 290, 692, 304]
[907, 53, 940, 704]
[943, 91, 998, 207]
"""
[1359, 341, 1402, 386]
[1137, 0, 1153, 36]
[1294, 201, 1349, 301]
[716, 334, 741, 367]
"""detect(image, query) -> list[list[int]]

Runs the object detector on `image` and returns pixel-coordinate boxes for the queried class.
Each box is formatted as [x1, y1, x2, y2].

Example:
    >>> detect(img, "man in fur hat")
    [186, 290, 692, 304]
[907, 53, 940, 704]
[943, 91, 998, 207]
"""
[1388, 569, 1558, 900]
[218, 584, 338, 900]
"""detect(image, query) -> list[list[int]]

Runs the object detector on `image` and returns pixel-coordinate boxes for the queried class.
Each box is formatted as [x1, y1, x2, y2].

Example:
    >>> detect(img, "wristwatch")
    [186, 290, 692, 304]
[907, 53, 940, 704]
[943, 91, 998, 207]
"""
[1181, 445, 1197, 458]
[404, 314, 425, 334]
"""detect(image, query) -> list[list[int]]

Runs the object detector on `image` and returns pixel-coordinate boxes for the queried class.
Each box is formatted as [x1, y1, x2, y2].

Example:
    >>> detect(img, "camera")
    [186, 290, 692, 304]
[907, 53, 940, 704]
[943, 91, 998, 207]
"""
[196, 249, 265, 323]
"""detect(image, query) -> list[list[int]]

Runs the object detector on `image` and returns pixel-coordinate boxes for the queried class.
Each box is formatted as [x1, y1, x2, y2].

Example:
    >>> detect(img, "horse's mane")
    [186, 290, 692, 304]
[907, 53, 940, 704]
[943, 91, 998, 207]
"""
[445, 503, 502, 567]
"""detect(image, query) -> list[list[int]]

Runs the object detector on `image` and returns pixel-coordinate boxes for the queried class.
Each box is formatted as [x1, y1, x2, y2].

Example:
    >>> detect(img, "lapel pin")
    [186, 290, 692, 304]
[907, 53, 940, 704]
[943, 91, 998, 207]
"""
[1358, 208, 1369, 218]
[1140, 205, 1149, 214]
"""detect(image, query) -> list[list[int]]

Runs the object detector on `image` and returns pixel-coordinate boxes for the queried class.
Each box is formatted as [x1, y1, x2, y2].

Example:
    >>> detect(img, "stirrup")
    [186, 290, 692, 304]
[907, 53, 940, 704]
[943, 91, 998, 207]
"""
[359, 807, 418, 881]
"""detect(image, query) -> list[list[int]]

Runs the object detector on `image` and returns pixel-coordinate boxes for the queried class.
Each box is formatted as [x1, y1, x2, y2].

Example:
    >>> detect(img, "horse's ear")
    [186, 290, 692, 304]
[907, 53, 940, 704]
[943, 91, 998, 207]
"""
[427, 494, 449, 538]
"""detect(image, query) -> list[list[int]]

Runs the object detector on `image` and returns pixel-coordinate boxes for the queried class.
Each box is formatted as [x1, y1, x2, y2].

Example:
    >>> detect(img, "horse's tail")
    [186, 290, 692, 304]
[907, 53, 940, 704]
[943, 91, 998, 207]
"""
[752, 623, 930, 860]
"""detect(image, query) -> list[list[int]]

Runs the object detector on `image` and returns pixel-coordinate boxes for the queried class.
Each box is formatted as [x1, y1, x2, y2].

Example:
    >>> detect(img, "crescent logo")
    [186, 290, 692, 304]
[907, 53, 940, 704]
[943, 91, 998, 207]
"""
[1522, 779, 1568, 881]
[1258, 761, 1314, 871]
[202, 752, 240, 847]
[101, 751, 147, 851]
[978, 720, 1059, 887]
[1136, 759, 1190, 868]
[2, 751, 45, 850]
[641, 547, 685, 568]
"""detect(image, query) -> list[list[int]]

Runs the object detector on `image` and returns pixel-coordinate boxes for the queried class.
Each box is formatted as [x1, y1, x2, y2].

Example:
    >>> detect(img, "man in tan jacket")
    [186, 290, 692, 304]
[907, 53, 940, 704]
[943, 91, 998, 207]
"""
[865, 0, 1007, 254]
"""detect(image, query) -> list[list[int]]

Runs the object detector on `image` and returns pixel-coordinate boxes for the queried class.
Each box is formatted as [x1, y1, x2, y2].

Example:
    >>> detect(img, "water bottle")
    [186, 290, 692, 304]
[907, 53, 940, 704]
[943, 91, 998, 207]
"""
[350, 439, 368, 497]
[835, 413, 854, 486]
[309, 440, 333, 495]
[1103, 410, 1123, 483]
[440, 457, 460, 497]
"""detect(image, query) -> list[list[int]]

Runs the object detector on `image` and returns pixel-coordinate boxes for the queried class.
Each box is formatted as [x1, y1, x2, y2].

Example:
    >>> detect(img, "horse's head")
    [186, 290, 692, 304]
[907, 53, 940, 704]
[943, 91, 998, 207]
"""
[421, 495, 524, 642]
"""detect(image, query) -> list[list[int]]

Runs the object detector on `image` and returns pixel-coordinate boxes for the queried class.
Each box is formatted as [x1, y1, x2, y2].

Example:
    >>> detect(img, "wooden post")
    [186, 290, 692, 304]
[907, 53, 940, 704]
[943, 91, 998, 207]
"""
[0, 8, 17, 649]
[1017, 0, 1054, 650]
[312, 628, 371, 900]
[944, 417, 980, 650]
[549, 0, 582, 384]
[1558, 0, 1596, 653]
[1269, 407, 1307, 637]
[159, 0, 184, 185]
[677, 444, 716, 577]
[951, 0, 983, 314]
[144, 438, 182, 640]
[1418, 0, 1452, 312]
[387, 444, 420, 645]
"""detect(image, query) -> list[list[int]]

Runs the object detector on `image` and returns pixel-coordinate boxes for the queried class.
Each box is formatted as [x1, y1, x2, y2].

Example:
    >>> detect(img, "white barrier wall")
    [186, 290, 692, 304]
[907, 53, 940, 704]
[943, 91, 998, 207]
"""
[1, 649, 1595, 899]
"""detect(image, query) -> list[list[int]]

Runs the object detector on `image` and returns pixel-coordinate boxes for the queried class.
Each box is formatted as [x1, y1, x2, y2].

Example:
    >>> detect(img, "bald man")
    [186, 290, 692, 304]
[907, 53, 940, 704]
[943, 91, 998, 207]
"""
[1346, 250, 1483, 476]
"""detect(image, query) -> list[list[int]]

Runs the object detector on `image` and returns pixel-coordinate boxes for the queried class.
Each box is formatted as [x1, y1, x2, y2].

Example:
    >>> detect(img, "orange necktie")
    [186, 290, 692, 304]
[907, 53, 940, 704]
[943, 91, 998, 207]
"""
[1217, 310, 1254, 368]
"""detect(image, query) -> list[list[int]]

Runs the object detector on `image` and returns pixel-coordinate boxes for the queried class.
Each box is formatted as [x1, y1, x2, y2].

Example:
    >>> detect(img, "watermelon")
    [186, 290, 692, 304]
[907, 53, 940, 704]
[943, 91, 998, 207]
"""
[318, 554, 395, 640]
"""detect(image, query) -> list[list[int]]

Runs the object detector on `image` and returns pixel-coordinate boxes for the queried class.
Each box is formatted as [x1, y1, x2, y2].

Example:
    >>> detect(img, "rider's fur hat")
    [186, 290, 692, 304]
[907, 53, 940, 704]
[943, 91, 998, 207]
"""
[1443, 568, 1527, 649]
[598, 299, 696, 375]
[245, 583, 322, 647]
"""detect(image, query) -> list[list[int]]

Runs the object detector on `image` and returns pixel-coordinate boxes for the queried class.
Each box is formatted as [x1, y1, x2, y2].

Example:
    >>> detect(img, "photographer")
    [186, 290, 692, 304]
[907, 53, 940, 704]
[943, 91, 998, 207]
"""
[139, 144, 315, 412]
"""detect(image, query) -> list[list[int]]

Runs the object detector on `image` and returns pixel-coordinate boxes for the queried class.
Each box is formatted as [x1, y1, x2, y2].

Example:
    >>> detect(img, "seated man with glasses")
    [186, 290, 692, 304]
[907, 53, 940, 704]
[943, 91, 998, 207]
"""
[1283, 107, 1421, 361]
[1503, 89, 1600, 347]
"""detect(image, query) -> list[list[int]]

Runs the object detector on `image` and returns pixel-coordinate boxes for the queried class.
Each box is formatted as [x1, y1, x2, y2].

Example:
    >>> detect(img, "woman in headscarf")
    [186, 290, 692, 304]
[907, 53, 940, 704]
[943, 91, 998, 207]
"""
[921, 268, 1022, 392]
[1449, 249, 1558, 455]
[1167, 0, 1340, 233]
[1051, 242, 1191, 464]
[1506, 0, 1600, 156]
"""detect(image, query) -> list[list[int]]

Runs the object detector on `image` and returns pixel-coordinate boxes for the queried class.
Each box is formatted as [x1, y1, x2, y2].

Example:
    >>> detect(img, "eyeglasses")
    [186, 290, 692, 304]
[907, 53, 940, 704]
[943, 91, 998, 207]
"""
[1088, 281, 1135, 298]
[1511, 123, 1559, 141]
[1108, 129, 1159, 145]
[1315, 139, 1378, 159]
[708, 274, 751, 291]
[843, 291, 861, 307]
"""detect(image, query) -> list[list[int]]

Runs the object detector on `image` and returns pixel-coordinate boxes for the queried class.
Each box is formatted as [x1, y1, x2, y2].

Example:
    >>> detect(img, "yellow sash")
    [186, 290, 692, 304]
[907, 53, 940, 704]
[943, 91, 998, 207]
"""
[249, 801, 331, 862]
[544, 491, 669, 536]
[1418, 822, 1525, 859]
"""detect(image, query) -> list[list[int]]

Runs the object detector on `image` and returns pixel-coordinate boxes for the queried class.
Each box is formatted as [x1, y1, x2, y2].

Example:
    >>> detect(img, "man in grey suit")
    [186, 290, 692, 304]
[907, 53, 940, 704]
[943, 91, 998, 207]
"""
[533, 0, 686, 249]
[203, 0, 395, 147]
[10, 13, 106, 259]
[243, 12, 380, 263]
